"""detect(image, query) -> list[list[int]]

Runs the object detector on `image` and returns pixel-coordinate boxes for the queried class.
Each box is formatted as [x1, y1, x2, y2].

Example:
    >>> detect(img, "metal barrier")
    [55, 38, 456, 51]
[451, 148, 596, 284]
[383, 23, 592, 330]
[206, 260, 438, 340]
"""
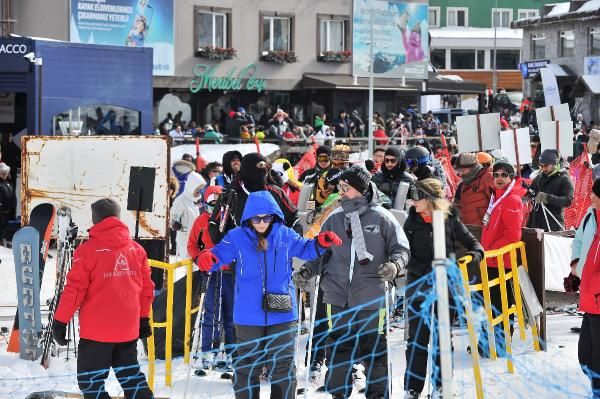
[146, 258, 198, 389]
[458, 241, 541, 376]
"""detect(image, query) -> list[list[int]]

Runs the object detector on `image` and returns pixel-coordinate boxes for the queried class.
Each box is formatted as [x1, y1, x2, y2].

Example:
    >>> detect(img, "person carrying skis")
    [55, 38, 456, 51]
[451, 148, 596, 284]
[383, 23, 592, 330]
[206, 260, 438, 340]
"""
[52, 198, 154, 399]
[187, 185, 236, 374]
[293, 165, 410, 399]
[196, 190, 342, 398]
[402, 178, 483, 398]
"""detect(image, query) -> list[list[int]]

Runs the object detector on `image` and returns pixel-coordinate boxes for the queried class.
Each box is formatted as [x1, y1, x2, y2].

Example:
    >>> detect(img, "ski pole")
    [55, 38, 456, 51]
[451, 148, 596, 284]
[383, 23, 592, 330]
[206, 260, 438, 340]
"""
[295, 288, 303, 385]
[384, 281, 393, 398]
[183, 276, 208, 399]
[303, 275, 321, 398]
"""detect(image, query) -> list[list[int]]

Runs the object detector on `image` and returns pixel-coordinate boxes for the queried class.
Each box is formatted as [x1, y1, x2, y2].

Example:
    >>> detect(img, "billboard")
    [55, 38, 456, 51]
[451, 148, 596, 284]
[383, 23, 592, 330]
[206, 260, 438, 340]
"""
[353, 0, 429, 80]
[70, 0, 174, 76]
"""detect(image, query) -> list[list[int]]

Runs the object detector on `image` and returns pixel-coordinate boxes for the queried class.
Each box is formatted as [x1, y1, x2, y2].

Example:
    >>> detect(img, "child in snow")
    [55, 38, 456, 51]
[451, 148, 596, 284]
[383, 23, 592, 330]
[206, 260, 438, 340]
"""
[196, 190, 341, 398]
[187, 185, 236, 373]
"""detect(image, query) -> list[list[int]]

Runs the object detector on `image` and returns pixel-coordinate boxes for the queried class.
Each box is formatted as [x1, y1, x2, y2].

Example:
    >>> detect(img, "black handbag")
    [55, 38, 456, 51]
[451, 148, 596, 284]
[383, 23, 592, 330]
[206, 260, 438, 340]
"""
[262, 293, 293, 313]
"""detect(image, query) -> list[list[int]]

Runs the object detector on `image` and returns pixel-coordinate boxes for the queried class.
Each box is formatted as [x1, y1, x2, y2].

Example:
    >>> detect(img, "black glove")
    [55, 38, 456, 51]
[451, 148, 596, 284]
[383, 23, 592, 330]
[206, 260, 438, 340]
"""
[292, 267, 313, 291]
[466, 251, 483, 266]
[52, 320, 68, 346]
[139, 317, 152, 339]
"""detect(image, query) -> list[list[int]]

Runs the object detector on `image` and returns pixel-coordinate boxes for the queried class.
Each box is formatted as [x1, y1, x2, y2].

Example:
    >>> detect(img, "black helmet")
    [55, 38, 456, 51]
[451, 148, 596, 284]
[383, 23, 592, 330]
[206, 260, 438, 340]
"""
[405, 146, 431, 169]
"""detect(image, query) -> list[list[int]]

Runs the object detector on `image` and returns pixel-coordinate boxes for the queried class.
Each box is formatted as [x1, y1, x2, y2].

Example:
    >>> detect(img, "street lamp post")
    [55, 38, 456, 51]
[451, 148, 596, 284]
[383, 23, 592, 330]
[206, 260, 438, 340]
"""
[492, 0, 498, 95]
[367, 4, 375, 159]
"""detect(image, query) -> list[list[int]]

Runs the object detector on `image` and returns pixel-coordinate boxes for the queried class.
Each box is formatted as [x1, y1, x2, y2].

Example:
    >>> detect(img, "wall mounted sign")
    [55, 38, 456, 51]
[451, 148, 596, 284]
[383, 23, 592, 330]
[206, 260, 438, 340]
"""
[189, 63, 267, 93]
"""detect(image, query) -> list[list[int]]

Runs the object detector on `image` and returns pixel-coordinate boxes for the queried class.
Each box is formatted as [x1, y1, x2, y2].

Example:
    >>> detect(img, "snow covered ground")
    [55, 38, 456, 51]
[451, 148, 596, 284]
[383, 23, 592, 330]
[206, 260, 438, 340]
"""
[0, 243, 591, 398]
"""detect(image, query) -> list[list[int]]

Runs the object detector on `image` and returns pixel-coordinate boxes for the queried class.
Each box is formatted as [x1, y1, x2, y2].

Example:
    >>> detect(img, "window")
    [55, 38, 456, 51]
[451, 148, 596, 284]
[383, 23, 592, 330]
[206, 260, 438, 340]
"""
[495, 50, 520, 69]
[477, 50, 485, 69]
[429, 7, 440, 28]
[560, 30, 574, 57]
[194, 7, 230, 50]
[518, 9, 539, 19]
[447, 8, 468, 27]
[319, 18, 348, 53]
[261, 15, 292, 52]
[492, 8, 513, 28]
[52, 105, 140, 135]
[430, 48, 446, 69]
[532, 34, 546, 59]
[590, 28, 600, 55]
[451, 49, 475, 69]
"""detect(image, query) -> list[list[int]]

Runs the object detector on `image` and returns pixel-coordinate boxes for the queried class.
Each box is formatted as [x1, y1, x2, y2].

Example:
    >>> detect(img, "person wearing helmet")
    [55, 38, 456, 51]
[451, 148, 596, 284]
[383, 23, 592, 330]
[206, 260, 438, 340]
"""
[526, 149, 574, 231]
[405, 145, 448, 191]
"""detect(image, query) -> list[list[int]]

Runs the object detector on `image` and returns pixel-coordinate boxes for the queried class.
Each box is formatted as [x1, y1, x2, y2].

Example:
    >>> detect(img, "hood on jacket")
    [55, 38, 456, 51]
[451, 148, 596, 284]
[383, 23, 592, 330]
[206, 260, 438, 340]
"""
[222, 150, 243, 177]
[172, 159, 196, 175]
[241, 190, 285, 223]
[88, 216, 131, 248]
[182, 172, 206, 201]
[204, 185, 222, 203]
[272, 158, 302, 188]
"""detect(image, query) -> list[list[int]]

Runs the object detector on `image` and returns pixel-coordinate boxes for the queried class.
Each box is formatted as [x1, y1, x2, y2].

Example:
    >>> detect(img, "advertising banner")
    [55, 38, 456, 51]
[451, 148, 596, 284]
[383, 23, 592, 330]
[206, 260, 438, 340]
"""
[584, 56, 600, 75]
[353, 0, 429, 80]
[70, 0, 174, 76]
[540, 67, 561, 107]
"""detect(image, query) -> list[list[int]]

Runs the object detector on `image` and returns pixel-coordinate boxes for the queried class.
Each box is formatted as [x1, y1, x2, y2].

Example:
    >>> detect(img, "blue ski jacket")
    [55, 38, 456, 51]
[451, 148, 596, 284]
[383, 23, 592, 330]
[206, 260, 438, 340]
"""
[210, 190, 324, 326]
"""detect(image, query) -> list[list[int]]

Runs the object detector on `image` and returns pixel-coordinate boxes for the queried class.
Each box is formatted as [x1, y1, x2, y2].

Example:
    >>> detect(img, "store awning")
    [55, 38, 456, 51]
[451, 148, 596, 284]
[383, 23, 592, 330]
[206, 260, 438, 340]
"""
[570, 75, 600, 96]
[532, 64, 575, 81]
[302, 72, 485, 94]
[302, 73, 419, 91]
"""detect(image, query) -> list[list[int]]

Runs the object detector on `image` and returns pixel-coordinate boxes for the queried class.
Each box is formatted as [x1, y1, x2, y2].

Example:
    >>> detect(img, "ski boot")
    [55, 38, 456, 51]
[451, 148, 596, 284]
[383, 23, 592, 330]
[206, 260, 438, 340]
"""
[220, 354, 234, 380]
[404, 389, 420, 399]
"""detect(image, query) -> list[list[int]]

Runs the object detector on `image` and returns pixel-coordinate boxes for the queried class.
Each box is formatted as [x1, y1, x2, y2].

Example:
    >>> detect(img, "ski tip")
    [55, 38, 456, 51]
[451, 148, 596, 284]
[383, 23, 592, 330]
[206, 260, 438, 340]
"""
[7, 329, 19, 353]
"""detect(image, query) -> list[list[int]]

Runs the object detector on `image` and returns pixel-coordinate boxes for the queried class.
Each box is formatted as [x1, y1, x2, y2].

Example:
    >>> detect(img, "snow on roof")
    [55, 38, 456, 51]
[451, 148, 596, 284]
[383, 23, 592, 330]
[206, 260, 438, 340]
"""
[582, 75, 600, 94]
[429, 27, 522, 40]
[546, 2, 571, 17]
[576, 0, 600, 13]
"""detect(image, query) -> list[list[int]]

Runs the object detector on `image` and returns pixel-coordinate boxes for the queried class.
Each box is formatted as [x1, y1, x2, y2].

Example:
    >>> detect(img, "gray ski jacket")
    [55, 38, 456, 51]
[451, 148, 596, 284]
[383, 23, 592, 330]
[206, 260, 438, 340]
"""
[307, 183, 410, 310]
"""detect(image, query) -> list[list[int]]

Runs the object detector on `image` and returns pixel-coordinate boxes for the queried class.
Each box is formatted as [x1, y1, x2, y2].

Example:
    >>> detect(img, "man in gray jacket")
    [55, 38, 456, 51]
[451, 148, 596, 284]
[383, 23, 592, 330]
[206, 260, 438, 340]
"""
[294, 165, 410, 399]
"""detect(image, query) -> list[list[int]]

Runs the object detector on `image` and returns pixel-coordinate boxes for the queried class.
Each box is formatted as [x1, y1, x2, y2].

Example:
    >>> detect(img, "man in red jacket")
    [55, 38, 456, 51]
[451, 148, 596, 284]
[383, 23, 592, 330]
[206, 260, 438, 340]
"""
[479, 160, 525, 357]
[52, 198, 155, 399]
[578, 179, 600, 397]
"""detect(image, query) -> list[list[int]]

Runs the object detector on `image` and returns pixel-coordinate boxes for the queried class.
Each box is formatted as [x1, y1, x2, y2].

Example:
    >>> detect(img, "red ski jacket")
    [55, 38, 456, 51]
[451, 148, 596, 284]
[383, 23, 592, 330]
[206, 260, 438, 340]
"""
[187, 212, 215, 259]
[54, 217, 154, 342]
[579, 210, 600, 314]
[480, 181, 525, 268]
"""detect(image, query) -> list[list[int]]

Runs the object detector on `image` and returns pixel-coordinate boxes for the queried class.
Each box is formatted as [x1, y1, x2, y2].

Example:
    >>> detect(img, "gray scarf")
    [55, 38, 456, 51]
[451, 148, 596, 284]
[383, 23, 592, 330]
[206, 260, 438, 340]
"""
[461, 163, 483, 185]
[341, 196, 374, 264]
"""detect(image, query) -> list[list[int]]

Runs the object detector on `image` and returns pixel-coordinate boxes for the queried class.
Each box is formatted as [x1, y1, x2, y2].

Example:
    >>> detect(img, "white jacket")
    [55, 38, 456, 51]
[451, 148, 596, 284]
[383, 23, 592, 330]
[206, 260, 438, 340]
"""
[170, 172, 206, 258]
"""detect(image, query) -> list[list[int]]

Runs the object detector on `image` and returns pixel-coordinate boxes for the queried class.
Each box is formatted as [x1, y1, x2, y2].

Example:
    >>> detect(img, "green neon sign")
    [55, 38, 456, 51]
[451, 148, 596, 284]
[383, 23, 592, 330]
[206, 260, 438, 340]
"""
[189, 63, 267, 93]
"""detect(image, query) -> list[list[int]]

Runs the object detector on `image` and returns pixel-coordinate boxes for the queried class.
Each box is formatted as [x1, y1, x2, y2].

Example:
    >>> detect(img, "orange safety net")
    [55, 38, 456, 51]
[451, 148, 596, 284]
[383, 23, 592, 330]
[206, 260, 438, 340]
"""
[293, 139, 319, 178]
[564, 151, 593, 230]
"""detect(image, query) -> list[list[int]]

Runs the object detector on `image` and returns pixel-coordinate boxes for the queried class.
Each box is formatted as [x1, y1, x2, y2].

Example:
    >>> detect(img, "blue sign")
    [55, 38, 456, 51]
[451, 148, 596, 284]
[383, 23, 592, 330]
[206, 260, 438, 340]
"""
[0, 38, 34, 73]
[13, 227, 41, 361]
[70, 0, 174, 76]
[353, 0, 429, 80]
[519, 59, 550, 78]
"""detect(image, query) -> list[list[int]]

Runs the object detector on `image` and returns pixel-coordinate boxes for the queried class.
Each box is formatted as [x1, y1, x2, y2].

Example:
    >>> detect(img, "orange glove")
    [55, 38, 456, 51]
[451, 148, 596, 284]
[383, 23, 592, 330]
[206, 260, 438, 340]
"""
[196, 250, 218, 272]
[317, 231, 342, 248]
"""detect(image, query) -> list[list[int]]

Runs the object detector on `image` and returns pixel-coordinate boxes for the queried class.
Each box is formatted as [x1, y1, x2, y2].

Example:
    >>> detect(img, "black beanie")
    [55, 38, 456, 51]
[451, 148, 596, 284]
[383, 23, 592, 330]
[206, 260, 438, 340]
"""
[539, 149, 560, 165]
[240, 152, 269, 187]
[325, 168, 343, 185]
[316, 145, 331, 157]
[493, 160, 515, 177]
[384, 147, 402, 159]
[339, 165, 371, 195]
[593, 178, 600, 198]
[91, 198, 121, 224]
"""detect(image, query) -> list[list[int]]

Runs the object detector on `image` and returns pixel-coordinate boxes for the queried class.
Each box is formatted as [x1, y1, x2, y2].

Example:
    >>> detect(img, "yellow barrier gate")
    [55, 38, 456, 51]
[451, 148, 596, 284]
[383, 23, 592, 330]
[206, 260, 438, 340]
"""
[146, 258, 200, 390]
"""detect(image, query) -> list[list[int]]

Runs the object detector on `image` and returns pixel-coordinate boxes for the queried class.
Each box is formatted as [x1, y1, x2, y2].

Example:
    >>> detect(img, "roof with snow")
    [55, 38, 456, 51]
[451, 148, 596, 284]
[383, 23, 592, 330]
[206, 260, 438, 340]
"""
[512, 0, 600, 28]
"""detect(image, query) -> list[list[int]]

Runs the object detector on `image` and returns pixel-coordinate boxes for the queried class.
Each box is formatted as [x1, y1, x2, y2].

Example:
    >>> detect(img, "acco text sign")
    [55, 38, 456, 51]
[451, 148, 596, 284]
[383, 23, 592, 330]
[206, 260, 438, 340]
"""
[189, 64, 267, 93]
[0, 38, 34, 73]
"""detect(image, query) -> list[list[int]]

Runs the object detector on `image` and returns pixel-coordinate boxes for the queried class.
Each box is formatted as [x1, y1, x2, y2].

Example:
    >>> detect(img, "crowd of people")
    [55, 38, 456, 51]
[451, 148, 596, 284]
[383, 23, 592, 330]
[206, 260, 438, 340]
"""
[50, 118, 599, 398]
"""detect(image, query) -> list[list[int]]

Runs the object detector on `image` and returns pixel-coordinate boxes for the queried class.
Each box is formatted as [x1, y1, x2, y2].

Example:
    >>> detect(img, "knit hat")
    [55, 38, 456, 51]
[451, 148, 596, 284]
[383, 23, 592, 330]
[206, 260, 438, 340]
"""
[492, 160, 515, 177]
[539, 149, 560, 166]
[316, 145, 332, 157]
[384, 146, 402, 159]
[593, 178, 600, 198]
[477, 152, 493, 166]
[240, 152, 269, 187]
[339, 165, 371, 195]
[456, 152, 478, 168]
[331, 144, 351, 161]
[325, 168, 343, 186]
[91, 198, 121, 224]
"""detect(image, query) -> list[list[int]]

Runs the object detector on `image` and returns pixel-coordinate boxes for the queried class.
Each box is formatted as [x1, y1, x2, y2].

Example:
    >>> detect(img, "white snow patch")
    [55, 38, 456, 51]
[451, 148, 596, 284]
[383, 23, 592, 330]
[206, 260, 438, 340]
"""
[546, 3, 571, 17]
[576, 0, 600, 13]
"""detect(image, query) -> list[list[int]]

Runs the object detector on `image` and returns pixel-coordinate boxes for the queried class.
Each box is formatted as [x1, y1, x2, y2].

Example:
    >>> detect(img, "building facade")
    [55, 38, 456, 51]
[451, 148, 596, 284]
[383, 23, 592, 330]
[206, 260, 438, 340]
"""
[513, 1, 600, 123]
[429, 0, 558, 91]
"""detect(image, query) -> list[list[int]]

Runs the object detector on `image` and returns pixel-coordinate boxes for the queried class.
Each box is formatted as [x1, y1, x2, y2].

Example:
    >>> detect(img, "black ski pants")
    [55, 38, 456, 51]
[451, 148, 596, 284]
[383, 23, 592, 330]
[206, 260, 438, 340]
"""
[324, 303, 389, 398]
[77, 338, 153, 399]
[579, 313, 600, 397]
[233, 321, 296, 399]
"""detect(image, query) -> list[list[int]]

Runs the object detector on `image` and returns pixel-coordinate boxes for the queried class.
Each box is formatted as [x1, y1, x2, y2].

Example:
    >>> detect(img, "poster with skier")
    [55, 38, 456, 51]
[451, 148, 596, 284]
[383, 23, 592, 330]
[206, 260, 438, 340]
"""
[352, 0, 429, 79]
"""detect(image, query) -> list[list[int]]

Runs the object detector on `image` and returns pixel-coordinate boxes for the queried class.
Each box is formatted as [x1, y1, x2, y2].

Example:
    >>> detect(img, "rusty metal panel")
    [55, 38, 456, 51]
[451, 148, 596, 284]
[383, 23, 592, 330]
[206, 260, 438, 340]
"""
[22, 136, 169, 239]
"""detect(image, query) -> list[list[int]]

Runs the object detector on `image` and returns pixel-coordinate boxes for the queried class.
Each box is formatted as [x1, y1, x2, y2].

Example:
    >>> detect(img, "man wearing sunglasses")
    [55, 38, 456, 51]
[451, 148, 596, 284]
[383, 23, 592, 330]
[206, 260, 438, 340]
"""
[371, 147, 414, 203]
[526, 149, 574, 232]
[299, 145, 332, 184]
[294, 165, 410, 399]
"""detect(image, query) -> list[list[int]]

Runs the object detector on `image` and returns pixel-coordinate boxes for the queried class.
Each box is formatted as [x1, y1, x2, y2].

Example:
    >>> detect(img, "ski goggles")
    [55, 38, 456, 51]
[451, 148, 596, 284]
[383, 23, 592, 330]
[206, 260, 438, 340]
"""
[410, 184, 441, 201]
[250, 214, 274, 224]
[405, 155, 430, 169]
[317, 155, 331, 162]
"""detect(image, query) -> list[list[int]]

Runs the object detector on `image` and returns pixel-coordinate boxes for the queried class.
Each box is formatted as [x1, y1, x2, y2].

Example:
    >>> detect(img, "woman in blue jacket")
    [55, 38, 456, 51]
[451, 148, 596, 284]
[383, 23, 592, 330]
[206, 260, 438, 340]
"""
[197, 190, 341, 399]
